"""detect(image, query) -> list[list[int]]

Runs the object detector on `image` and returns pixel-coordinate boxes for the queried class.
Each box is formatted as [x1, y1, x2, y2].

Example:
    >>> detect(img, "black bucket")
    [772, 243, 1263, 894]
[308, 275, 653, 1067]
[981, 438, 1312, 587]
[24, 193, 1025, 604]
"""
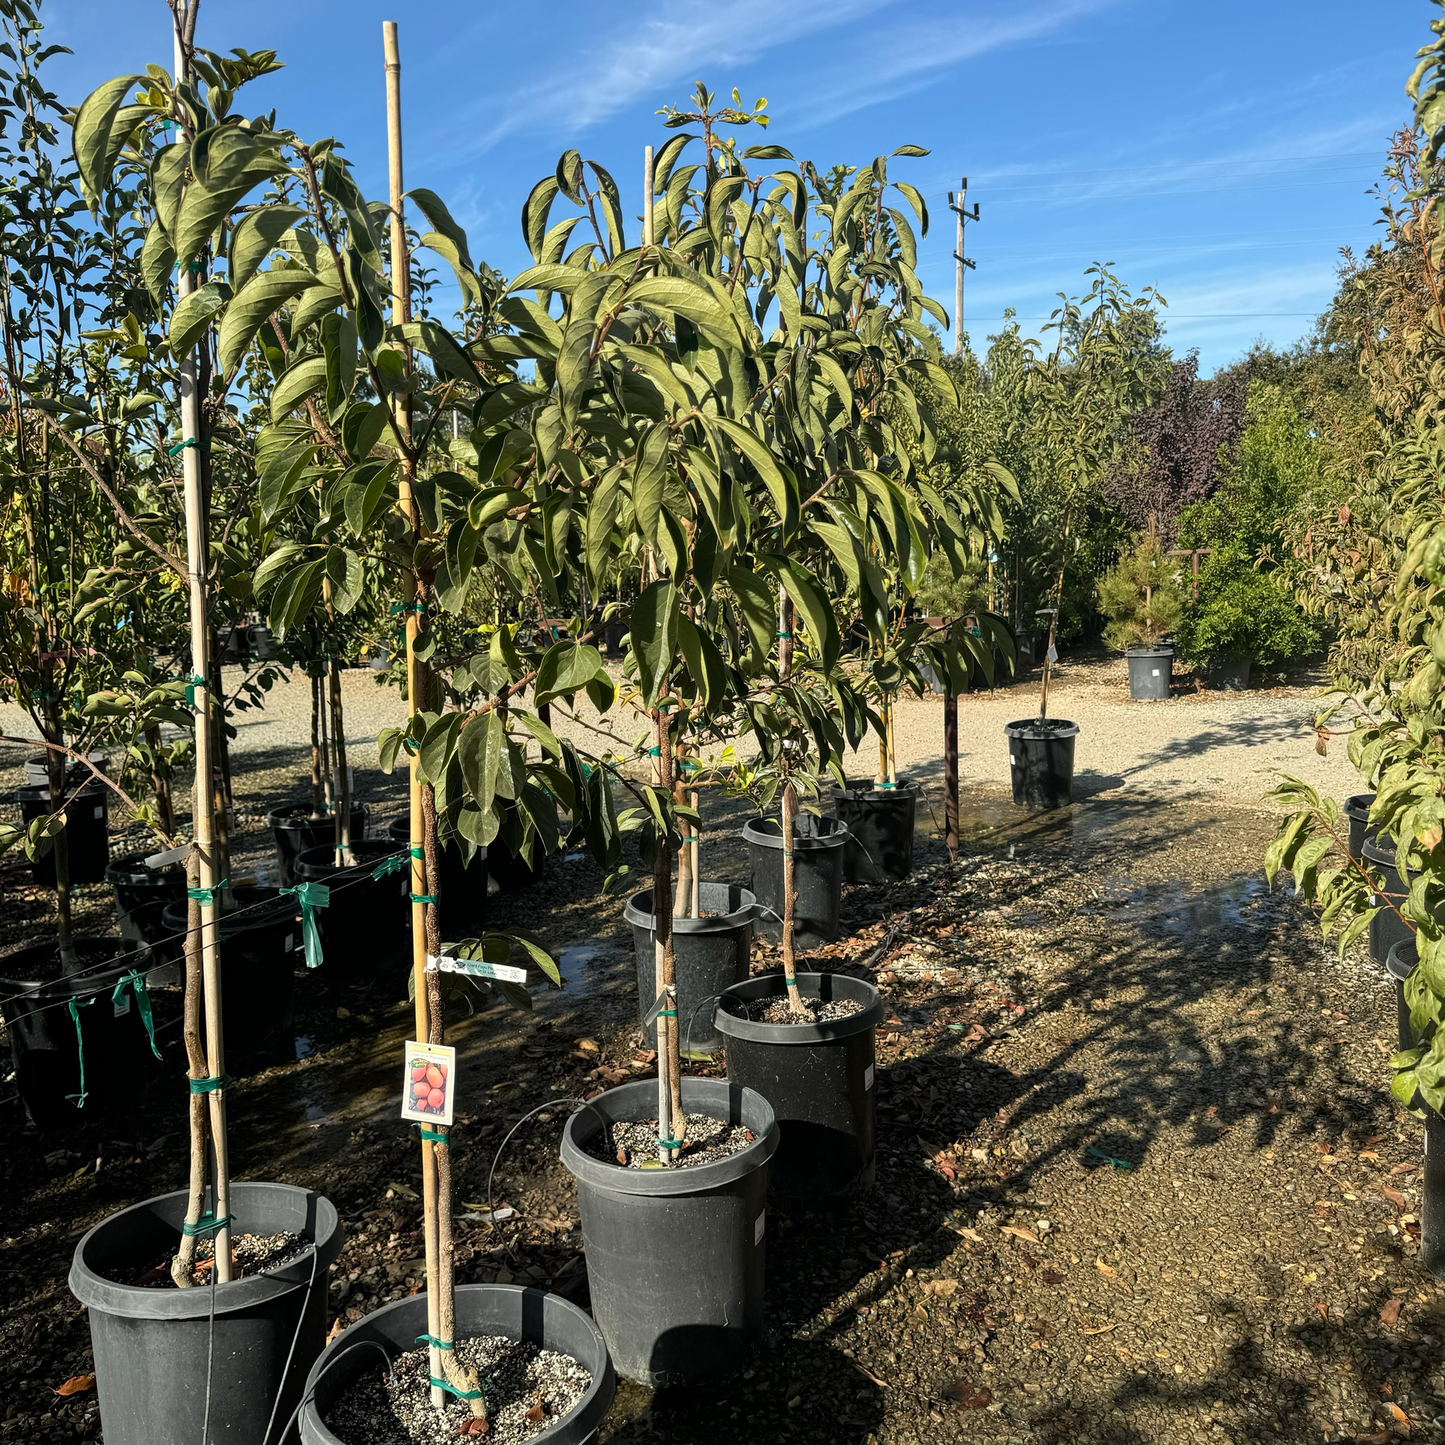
[832, 778, 918, 883]
[294, 839, 409, 978]
[559, 1078, 778, 1387]
[1345, 792, 1376, 863]
[299, 1285, 615, 1445]
[489, 836, 545, 893]
[0, 938, 162, 1133]
[742, 814, 849, 949]
[385, 816, 489, 931]
[17, 780, 110, 886]
[715, 971, 883, 1200]
[106, 852, 187, 984]
[1384, 938, 1445, 1277]
[160, 888, 297, 1056]
[1005, 718, 1078, 811]
[1125, 646, 1173, 701]
[68, 1181, 342, 1445]
[267, 804, 370, 888]
[624, 883, 755, 1053]
[1363, 833, 1416, 967]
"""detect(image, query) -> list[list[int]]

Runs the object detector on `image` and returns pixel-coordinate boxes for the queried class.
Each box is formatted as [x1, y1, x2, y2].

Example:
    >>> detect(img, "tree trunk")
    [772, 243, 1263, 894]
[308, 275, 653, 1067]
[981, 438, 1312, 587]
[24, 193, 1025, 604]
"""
[309, 671, 325, 818]
[145, 725, 174, 836]
[944, 686, 959, 863]
[172, 856, 210, 1287]
[778, 589, 803, 1014]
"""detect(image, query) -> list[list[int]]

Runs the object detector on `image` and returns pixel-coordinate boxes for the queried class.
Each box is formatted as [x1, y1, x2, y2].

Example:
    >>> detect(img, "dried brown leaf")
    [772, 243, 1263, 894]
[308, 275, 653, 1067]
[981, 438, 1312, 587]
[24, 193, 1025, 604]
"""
[1095, 1258, 1117, 1277]
[941, 1379, 992, 1409]
[54, 1375, 95, 1397]
[1380, 1297, 1403, 1327]
[1001, 1224, 1041, 1244]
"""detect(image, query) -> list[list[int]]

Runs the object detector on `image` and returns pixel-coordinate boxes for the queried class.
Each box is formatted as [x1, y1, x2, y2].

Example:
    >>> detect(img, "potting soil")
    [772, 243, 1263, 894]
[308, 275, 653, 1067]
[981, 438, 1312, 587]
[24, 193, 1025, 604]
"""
[322, 1335, 591, 1445]
[582, 1112, 755, 1169]
[105, 1229, 311, 1287]
[726, 994, 865, 1026]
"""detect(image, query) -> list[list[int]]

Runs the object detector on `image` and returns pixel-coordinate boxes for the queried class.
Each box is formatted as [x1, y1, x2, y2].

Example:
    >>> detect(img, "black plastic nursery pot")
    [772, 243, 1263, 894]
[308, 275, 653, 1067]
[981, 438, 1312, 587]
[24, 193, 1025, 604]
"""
[106, 851, 188, 987]
[299, 1284, 615, 1445]
[1345, 792, 1376, 864]
[743, 814, 849, 950]
[1363, 833, 1417, 967]
[160, 887, 298, 1054]
[294, 839, 408, 977]
[23, 749, 109, 786]
[1383, 939, 1445, 1277]
[715, 971, 884, 1200]
[624, 883, 756, 1053]
[68, 1181, 342, 1445]
[1205, 658, 1252, 691]
[0, 938, 162, 1133]
[833, 778, 919, 884]
[489, 834, 545, 893]
[267, 803, 371, 888]
[1125, 645, 1173, 701]
[1004, 718, 1079, 811]
[559, 1077, 778, 1388]
[17, 780, 110, 886]
[385, 815, 489, 930]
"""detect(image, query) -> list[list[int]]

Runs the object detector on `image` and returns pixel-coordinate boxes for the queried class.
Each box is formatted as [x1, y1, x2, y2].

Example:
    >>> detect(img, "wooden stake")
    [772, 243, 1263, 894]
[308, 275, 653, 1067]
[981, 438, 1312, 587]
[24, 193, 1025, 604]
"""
[383, 20, 444, 1412]
[171, 1, 231, 1285]
[944, 685, 959, 862]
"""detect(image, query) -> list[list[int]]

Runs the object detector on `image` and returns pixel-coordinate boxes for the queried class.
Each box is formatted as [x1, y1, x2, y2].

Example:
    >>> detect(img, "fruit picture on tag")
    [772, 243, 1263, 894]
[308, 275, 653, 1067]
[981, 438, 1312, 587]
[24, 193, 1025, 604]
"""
[400, 1041, 456, 1126]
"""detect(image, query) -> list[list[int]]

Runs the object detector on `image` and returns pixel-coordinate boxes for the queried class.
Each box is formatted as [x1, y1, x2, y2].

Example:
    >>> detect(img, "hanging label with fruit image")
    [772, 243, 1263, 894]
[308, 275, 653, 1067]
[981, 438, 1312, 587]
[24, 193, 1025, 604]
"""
[401, 1041, 456, 1126]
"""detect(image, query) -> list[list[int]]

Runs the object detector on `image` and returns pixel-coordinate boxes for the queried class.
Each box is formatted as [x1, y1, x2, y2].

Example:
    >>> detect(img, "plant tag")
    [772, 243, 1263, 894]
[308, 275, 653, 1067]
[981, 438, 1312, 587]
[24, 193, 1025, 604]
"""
[864, 1063, 875, 1090]
[93, 805, 104, 819]
[144, 844, 189, 868]
[114, 993, 131, 1018]
[1009, 755, 1017, 765]
[427, 953, 527, 983]
[1047, 644, 1058, 663]
[642, 986, 675, 1026]
[1151, 668, 1160, 677]
[755, 1211, 766, 1245]
[402, 1040, 456, 1125]
[284, 933, 295, 954]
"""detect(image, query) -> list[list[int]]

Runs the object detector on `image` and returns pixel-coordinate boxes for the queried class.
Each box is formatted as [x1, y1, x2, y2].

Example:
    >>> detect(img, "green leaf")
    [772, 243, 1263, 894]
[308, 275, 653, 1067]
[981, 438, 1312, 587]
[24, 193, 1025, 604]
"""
[323, 311, 358, 422]
[217, 267, 314, 375]
[586, 466, 622, 590]
[624, 275, 739, 344]
[270, 356, 327, 423]
[168, 281, 228, 359]
[343, 400, 391, 462]
[458, 710, 506, 814]
[677, 614, 727, 707]
[150, 141, 189, 239]
[324, 544, 364, 613]
[395, 319, 484, 389]
[342, 458, 397, 536]
[140, 221, 175, 307]
[711, 416, 795, 529]
[632, 421, 669, 545]
[72, 74, 144, 209]
[228, 204, 305, 293]
[418, 712, 465, 788]
[534, 641, 604, 707]
[631, 580, 680, 707]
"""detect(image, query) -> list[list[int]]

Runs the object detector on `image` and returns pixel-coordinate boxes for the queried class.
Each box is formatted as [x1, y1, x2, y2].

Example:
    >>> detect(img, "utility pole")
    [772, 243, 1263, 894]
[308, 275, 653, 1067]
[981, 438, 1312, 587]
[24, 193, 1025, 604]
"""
[948, 177, 979, 357]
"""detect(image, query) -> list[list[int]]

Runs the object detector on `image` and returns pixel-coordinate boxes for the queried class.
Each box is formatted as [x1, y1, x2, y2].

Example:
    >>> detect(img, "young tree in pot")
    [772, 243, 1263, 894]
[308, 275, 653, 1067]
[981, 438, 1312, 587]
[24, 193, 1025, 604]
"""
[1098, 532, 1184, 701]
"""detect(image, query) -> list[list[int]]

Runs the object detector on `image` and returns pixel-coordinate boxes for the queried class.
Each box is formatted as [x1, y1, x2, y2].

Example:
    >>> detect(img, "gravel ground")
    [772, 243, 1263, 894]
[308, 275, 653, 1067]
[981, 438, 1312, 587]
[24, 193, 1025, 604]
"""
[0, 654, 1430, 1445]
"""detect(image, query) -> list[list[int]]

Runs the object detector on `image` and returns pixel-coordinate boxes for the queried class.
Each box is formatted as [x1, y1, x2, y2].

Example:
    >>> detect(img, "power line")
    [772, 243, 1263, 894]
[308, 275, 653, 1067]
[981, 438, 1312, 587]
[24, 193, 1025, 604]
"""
[971, 150, 1381, 185]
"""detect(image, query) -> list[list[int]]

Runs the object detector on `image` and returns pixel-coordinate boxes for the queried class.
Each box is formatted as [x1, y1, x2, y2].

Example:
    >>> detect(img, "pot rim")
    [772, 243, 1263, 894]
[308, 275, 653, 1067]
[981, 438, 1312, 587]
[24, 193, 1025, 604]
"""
[68, 1180, 342, 1319]
[622, 883, 756, 934]
[560, 1077, 778, 1197]
[714, 970, 884, 1044]
[835, 776, 920, 800]
[741, 815, 849, 851]
[1387, 937, 1418, 982]
[1124, 645, 1174, 659]
[267, 801, 370, 830]
[1004, 717, 1080, 741]
[299, 1284, 614, 1445]
[0, 937, 134, 1003]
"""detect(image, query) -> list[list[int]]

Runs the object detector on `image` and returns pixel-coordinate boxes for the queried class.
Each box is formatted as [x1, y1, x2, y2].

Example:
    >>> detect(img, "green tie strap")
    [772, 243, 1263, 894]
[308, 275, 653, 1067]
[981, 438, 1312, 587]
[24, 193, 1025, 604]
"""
[415, 1334, 453, 1349]
[66, 996, 95, 1107]
[657, 1136, 682, 1149]
[187, 879, 229, 904]
[183, 674, 207, 709]
[189, 1074, 233, 1094]
[113, 969, 161, 1060]
[282, 881, 331, 969]
[429, 1378, 484, 1401]
[181, 1212, 231, 1237]
[411, 892, 437, 905]
[371, 852, 408, 880]
[167, 437, 198, 456]
[415, 1125, 448, 1143]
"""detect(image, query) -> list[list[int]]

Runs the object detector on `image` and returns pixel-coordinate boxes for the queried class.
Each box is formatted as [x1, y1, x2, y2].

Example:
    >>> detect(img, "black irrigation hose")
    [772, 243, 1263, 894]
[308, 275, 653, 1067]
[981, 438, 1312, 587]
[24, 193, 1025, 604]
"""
[0, 848, 408, 1026]
[271, 1338, 395, 1445]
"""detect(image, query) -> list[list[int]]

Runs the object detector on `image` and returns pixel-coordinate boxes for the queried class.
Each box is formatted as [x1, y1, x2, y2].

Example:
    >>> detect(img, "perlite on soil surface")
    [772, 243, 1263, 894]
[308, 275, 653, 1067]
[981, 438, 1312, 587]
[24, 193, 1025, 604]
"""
[726, 994, 865, 1025]
[103, 1229, 311, 1287]
[582, 1112, 754, 1169]
[322, 1335, 591, 1445]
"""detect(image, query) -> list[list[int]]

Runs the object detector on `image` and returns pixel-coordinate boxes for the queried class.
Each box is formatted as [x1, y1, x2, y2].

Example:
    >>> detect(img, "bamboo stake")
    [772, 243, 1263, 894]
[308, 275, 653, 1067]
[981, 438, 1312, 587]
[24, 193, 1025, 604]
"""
[778, 588, 804, 1014]
[944, 684, 959, 862]
[174, 1, 230, 1284]
[885, 700, 897, 786]
[309, 670, 324, 818]
[383, 20, 443, 1412]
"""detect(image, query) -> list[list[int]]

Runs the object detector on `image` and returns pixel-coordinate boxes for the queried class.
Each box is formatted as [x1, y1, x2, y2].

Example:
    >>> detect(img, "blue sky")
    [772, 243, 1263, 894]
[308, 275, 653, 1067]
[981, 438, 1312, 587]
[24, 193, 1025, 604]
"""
[46, 0, 1428, 373]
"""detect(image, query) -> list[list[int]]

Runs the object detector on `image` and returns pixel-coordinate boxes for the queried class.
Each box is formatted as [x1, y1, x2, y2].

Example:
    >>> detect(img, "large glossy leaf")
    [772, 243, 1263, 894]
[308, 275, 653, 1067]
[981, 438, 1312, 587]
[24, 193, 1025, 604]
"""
[217, 268, 314, 375]
[73, 74, 143, 208]
[150, 141, 189, 239]
[229, 204, 304, 292]
[458, 710, 506, 814]
[631, 580, 680, 707]
[408, 187, 482, 305]
[192, 125, 277, 192]
[140, 221, 175, 306]
[534, 641, 603, 707]
[269, 356, 327, 423]
[625, 275, 738, 343]
[323, 312, 358, 422]
[168, 280, 228, 359]
[631, 421, 669, 546]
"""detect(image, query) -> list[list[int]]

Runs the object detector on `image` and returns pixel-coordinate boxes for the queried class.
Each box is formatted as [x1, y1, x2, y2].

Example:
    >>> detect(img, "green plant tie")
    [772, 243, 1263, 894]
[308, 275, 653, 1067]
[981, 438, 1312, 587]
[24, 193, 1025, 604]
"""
[658, 1008, 677, 1019]
[877, 780, 896, 790]
[282, 881, 330, 969]
[776, 630, 793, 639]
[656, 1137, 682, 1149]
[30, 686, 56, 701]
[189, 1074, 233, 1094]
[783, 976, 797, 987]
[411, 892, 437, 905]
[647, 747, 661, 757]
[183, 674, 207, 709]
[66, 996, 94, 1107]
[166, 436, 209, 456]
[112, 969, 161, 1060]
[429, 1379, 484, 1401]
[415, 1126, 447, 1143]
[415, 1335, 454, 1349]
[181, 1213, 231, 1237]
[1085, 1145, 1132, 1171]
[187, 878, 229, 904]
[371, 852, 408, 880]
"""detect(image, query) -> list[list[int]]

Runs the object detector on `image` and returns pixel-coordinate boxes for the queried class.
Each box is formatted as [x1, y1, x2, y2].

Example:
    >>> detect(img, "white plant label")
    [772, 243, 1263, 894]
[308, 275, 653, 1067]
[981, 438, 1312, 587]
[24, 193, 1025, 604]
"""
[864, 1063, 875, 1090]
[284, 933, 295, 954]
[93, 805, 104, 819]
[145, 844, 189, 868]
[755, 1211, 766, 1244]
[427, 953, 527, 984]
[1151, 668, 1161, 677]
